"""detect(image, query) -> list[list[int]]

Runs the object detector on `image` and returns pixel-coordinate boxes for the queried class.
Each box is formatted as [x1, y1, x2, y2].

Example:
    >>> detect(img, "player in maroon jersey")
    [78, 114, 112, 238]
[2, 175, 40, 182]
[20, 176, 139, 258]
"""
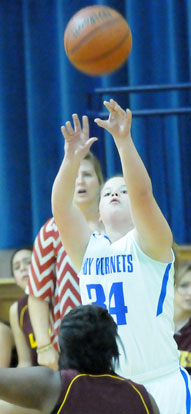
[0, 248, 40, 413]
[9, 247, 38, 367]
[26, 151, 104, 370]
[174, 260, 191, 375]
[0, 305, 159, 414]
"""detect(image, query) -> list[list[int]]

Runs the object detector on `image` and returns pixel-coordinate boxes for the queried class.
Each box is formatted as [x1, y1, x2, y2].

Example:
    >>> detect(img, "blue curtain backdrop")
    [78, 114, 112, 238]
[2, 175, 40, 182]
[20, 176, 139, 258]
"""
[0, 0, 190, 248]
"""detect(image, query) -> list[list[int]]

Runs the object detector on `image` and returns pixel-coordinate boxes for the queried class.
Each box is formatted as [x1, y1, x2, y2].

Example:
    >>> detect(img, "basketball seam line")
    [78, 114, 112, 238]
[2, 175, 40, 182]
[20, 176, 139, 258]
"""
[73, 28, 130, 65]
[67, 16, 130, 57]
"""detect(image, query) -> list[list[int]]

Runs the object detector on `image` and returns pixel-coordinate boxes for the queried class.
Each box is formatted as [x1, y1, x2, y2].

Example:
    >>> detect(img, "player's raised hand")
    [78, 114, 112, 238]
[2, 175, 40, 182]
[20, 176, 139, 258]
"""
[94, 99, 132, 143]
[61, 114, 97, 161]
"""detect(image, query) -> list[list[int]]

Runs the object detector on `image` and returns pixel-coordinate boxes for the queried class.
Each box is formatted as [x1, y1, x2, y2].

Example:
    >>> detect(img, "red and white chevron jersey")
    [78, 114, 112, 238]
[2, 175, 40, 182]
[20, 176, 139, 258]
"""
[26, 217, 81, 350]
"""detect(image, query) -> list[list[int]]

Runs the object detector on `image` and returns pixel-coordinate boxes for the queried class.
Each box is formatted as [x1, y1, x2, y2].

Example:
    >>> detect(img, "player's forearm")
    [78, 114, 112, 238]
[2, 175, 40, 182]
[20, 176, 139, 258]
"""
[0, 324, 14, 367]
[117, 136, 152, 199]
[28, 296, 50, 347]
[0, 367, 60, 412]
[0, 368, 40, 409]
[51, 155, 80, 221]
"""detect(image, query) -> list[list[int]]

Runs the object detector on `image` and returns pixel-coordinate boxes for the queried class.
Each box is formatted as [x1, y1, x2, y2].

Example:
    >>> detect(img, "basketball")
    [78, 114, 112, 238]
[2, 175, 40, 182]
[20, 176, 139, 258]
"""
[64, 5, 132, 76]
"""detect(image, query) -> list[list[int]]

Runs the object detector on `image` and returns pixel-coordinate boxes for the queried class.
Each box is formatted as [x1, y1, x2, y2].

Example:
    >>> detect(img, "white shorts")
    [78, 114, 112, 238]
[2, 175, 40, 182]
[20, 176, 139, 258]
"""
[144, 368, 191, 414]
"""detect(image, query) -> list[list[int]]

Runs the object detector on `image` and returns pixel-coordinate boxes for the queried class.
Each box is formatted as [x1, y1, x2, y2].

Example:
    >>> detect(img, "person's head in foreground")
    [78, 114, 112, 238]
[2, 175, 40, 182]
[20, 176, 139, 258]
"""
[0, 304, 159, 414]
[59, 304, 120, 373]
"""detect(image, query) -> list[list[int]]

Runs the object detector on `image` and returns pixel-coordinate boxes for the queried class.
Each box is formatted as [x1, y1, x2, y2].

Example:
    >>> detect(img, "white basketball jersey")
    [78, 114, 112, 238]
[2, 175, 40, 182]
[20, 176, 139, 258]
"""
[78, 230, 180, 383]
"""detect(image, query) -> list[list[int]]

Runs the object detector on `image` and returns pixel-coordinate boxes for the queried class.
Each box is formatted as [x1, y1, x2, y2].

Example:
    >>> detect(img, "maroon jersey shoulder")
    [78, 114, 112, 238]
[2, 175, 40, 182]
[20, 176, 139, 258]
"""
[55, 369, 154, 414]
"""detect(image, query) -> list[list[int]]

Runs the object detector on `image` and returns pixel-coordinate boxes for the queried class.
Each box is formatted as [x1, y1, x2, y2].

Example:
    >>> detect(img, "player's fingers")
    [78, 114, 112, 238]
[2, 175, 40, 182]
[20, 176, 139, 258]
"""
[72, 113, 81, 133]
[82, 115, 89, 137]
[94, 118, 109, 129]
[52, 363, 59, 371]
[65, 121, 74, 135]
[103, 100, 114, 113]
[110, 99, 125, 117]
[61, 125, 70, 140]
[126, 108, 132, 122]
[85, 137, 98, 151]
[47, 362, 58, 370]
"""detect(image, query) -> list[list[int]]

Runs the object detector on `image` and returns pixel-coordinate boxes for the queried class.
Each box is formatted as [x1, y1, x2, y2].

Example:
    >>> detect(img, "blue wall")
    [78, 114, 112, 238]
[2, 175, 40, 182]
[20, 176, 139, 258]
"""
[0, 0, 190, 247]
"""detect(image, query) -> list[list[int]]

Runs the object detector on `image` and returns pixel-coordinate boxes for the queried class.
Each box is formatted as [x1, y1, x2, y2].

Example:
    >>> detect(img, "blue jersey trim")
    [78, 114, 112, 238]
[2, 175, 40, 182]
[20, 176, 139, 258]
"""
[156, 263, 172, 316]
[104, 235, 111, 242]
[180, 367, 191, 414]
[92, 233, 111, 242]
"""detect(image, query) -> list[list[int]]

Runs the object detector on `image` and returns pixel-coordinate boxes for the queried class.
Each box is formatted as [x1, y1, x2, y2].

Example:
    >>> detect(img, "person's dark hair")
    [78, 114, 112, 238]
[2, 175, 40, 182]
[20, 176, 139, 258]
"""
[84, 151, 104, 185]
[59, 305, 120, 374]
[10, 246, 33, 277]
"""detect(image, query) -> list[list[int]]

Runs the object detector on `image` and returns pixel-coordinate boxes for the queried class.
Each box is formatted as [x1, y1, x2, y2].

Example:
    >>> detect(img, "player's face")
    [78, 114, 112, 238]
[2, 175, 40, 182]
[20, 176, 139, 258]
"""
[174, 271, 191, 311]
[74, 159, 100, 207]
[12, 249, 32, 290]
[99, 176, 133, 226]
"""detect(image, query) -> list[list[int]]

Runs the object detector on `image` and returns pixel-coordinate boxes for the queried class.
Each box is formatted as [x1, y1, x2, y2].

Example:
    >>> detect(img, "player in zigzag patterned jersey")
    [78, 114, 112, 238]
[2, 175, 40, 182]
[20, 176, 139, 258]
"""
[0, 305, 159, 414]
[26, 151, 104, 370]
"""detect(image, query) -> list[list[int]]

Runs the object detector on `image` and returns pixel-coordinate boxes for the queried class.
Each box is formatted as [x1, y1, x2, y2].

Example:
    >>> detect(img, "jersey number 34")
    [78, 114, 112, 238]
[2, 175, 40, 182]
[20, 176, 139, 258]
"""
[86, 282, 128, 325]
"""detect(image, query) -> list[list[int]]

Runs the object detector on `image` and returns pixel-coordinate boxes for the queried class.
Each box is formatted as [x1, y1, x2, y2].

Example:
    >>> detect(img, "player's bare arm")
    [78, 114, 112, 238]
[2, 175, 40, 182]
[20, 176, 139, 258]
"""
[95, 99, 172, 262]
[52, 114, 97, 271]
[0, 366, 61, 413]
[9, 302, 32, 367]
[28, 296, 58, 370]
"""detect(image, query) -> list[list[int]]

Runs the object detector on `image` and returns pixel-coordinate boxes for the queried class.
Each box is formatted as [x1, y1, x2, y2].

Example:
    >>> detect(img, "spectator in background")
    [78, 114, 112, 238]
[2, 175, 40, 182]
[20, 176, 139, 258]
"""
[0, 248, 41, 414]
[26, 151, 104, 370]
[9, 247, 38, 367]
[174, 260, 191, 375]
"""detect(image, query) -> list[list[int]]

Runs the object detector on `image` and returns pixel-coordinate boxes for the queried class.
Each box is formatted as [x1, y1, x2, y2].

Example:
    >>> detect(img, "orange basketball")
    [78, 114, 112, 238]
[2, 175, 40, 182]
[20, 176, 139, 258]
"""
[64, 5, 132, 76]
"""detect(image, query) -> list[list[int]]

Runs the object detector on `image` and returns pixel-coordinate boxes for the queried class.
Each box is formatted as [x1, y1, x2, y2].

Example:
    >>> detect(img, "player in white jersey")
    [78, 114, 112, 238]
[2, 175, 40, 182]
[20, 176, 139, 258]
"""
[79, 230, 178, 382]
[51, 98, 191, 414]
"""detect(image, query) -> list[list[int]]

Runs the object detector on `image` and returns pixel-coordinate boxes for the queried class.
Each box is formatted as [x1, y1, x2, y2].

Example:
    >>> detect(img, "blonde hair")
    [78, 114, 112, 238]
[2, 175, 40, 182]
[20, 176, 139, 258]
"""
[84, 151, 104, 186]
